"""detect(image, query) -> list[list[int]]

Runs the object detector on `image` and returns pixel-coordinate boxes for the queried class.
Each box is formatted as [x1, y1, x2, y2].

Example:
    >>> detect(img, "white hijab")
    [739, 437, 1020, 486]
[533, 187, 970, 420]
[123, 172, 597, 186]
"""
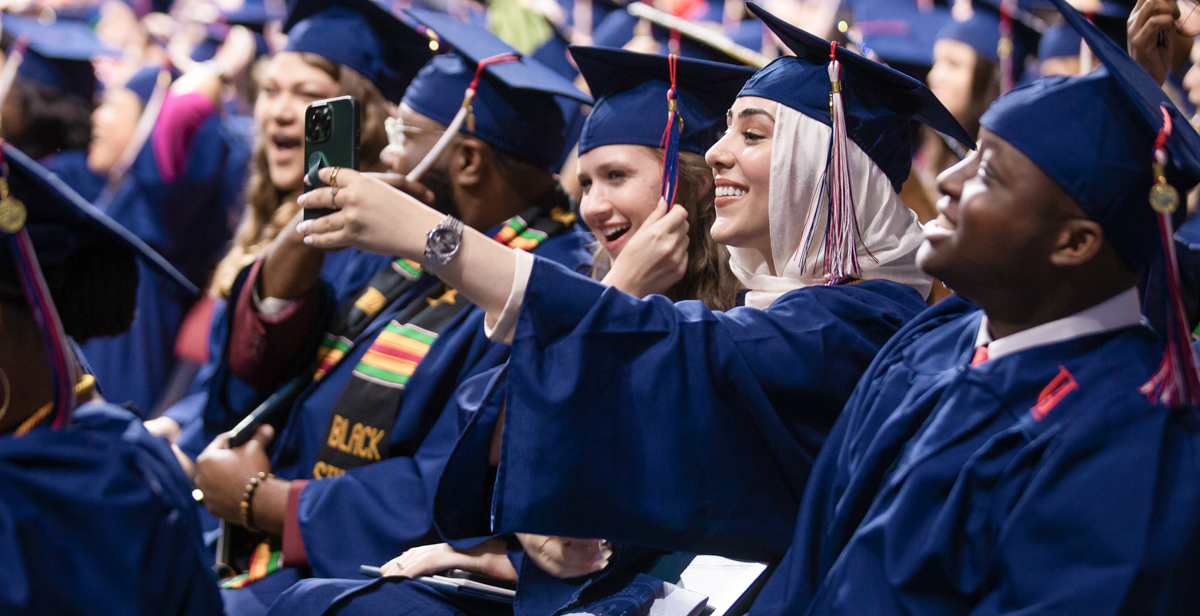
[727, 102, 932, 309]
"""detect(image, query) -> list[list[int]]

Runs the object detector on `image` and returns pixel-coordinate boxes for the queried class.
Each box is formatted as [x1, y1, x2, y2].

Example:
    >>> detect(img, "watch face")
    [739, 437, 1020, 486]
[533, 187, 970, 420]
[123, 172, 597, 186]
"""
[429, 228, 455, 254]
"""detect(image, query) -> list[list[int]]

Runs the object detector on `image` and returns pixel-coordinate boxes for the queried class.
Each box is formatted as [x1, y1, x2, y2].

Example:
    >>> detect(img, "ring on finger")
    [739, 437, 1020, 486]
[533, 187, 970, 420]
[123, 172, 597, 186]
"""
[329, 166, 341, 188]
[331, 185, 339, 205]
[538, 536, 554, 557]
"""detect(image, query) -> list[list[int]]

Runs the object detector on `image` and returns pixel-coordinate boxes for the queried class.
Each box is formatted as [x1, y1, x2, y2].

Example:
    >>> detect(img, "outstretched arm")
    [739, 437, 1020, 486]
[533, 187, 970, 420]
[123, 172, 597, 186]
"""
[296, 167, 519, 315]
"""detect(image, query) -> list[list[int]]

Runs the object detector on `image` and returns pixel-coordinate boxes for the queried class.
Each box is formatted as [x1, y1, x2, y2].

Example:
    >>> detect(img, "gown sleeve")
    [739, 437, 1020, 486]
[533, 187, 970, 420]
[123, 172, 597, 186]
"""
[488, 257, 926, 562]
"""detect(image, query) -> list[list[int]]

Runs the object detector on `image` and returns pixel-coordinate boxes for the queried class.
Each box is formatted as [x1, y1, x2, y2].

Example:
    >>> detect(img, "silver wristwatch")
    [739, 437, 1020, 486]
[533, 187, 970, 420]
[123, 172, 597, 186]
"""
[421, 214, 464, 275]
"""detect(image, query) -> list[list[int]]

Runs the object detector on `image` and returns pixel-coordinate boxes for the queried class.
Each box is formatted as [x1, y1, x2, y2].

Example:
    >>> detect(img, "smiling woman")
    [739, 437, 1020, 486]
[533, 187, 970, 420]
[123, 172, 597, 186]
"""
[209, 51, 391, 298]
[290, 5, 973, 571]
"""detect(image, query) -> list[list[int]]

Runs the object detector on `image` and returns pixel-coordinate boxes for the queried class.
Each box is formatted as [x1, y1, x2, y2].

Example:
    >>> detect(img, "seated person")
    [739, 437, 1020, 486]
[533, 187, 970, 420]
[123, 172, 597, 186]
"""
[748, 1, 1200, 613]
[190, 4, 593, 613]
[0, 143, 221, 614]
[80, 56, 252, 416]
[264, 46, 753, 616]
[292, 2, 969, 567]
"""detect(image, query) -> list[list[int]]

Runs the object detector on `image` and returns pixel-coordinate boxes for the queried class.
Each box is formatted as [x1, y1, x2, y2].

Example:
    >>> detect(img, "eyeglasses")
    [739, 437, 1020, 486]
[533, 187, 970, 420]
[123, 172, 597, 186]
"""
[384, 117, 447, 150]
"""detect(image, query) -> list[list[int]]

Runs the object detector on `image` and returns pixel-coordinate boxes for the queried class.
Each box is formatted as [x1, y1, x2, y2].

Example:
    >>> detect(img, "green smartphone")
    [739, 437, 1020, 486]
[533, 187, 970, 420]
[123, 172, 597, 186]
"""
[304, 95, 360, 220]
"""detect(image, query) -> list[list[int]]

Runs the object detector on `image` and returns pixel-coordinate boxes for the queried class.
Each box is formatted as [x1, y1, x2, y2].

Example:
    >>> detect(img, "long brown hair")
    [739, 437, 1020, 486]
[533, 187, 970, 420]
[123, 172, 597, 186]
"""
[210, 53, 391, 297]
[590, 149, 740, 311]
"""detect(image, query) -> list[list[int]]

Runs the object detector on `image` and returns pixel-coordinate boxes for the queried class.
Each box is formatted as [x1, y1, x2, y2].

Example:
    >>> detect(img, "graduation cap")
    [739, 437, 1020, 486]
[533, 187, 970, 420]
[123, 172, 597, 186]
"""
[741, 2, 973, 193]
[120, 63, 178, 106]
[738, 2, 971, 281]
[591, 2, 768, 68]
[1037, 20, 1081, 61]
[0, 143, 197, 428]
[572, 46, 754, 203]
[849, 0, 954, 81]
[400, 7, 592, 176]
[936, 0, 1043, 91]
[190, 0, 280, 62]
[981, 0, 1200, 405]
[283, 0, 437, 103]
[1, 16, 118, 102]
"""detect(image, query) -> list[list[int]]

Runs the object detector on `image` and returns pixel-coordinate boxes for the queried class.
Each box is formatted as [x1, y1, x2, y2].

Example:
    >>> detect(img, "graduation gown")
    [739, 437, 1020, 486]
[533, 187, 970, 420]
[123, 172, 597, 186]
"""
[215, 229, 591, 614]
[265, 362, 669, 616]
[0, 403, 223, 615]
[467, 257, 927, 563]
[750, 295, 1200, 615]
[81, 109, 251, 415]
[39, 149, 105, 203]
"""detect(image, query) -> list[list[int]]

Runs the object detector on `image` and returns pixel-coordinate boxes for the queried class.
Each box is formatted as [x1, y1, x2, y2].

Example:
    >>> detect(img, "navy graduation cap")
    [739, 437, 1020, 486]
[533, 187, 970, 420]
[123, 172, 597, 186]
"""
[936, 0, 1042, 90]
[283, 0, 436, 103]
[849, 0, 954, 80]
[0, 143, 197, 427]
[572, 46, 754, 204]
[591, 3, 767, 67]
[121, 63, 179, 106]
[1037, 19, 1082, 61]
[1, 16, 118, 102]
[981, 0, 1200, 405]
[400, 7, 592, 176]
[573, 46, 753, 156]
[741, 2, 974, 193]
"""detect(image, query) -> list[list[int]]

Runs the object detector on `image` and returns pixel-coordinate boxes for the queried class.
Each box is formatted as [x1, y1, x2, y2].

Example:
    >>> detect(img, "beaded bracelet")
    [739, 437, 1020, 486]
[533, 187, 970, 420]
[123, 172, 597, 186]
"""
[240, 471, 273, 531]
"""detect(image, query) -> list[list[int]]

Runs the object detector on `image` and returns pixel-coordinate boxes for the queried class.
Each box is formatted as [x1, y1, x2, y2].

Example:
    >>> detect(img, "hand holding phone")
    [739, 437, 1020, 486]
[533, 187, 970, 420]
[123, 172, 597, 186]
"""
[304, 95, 360, 220]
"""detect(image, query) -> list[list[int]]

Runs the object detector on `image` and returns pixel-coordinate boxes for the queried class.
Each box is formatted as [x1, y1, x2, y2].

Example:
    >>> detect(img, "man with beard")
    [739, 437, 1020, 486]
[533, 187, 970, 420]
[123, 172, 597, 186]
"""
[190, 11, 593, 615]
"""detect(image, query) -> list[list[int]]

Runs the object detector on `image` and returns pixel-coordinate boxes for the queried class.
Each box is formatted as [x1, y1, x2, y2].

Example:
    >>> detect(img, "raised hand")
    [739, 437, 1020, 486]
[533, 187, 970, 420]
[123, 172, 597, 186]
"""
[602, 198, 690, 298]
[1128, 0, 1181, 85]
[296, 166, 441, 258]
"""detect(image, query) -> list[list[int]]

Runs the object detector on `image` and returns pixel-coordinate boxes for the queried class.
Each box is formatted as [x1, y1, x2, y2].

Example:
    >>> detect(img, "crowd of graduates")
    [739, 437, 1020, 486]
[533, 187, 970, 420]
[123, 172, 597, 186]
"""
[1, 0, 1200, 612]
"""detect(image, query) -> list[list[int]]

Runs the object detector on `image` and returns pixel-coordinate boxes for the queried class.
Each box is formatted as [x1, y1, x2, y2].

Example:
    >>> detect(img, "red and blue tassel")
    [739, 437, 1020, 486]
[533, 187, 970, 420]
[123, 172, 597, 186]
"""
[797, 43, 876, 284]
[1140, 106, 1200, 407]
[658, 54, 683, 210]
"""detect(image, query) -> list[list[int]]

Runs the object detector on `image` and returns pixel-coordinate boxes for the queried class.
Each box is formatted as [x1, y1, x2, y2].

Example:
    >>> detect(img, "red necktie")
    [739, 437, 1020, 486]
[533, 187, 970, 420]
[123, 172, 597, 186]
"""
[971, 345, 990, 367]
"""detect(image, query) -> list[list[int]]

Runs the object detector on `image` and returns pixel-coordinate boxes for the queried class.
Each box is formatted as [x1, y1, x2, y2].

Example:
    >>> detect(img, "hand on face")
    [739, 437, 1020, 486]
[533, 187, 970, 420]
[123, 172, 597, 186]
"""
[1127, 0, 1181, 86]
[194, 425, 274, 523]
[514, 534, 613, 580]
[295, 166, 440, 258]
[380, 539, 518, 581]
[602, 198, 690, 297]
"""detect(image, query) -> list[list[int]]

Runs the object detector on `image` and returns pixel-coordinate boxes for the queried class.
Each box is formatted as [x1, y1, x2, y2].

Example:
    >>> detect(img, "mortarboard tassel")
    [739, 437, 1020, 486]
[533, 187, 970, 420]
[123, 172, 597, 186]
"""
[406, 52, 520, 183]
[998, 0, 1015, 94]
[1139, 106, 1200, 407]
[797, 42, 875, 284]
[658, 54, 682, 209]
[0, 37, 29, 106]
[0, 147, 76, 428]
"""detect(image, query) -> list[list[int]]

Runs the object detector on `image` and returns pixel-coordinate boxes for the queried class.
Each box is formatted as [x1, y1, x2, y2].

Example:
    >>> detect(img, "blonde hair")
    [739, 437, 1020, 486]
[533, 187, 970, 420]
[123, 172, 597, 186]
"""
[210, 54, 391, 298]
[590, 148, 740, 311]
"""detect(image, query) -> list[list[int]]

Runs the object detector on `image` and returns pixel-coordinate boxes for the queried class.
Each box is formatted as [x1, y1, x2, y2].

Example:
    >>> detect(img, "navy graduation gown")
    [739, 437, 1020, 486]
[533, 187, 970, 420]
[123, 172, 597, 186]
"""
[82, 112, 251, 415]
[475, 257, 927, 563]
[0, 403, 223, 615]
[39, 149, 105, 203]
[216, 229, 591, 613]
[750, 295, 1200, 615]
[178, 248, 394, 461]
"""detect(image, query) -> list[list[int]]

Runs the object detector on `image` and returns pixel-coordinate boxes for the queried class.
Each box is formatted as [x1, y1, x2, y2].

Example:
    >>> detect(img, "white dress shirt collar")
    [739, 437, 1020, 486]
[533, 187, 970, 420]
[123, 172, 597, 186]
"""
[974, 287, 1144, 361]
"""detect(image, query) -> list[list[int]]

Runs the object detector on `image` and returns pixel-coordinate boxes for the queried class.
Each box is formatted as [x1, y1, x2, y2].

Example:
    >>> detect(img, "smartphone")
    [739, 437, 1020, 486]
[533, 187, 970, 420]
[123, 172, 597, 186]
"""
[304, 95, 360, 220]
